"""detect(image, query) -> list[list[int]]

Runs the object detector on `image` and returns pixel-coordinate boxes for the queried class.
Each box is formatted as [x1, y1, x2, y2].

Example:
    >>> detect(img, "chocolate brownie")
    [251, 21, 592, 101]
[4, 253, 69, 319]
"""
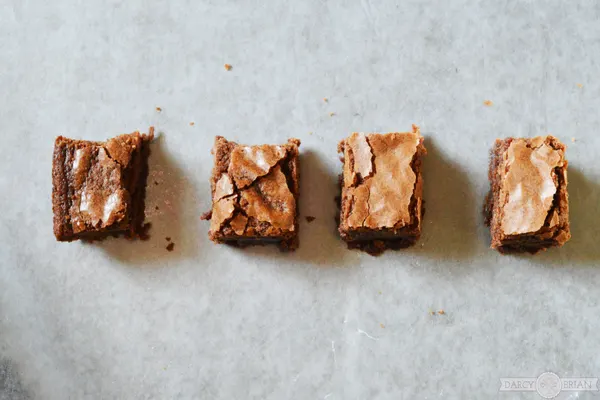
[52, 128, 154, 241]
[202, 136, 300, 251]
[484, 135, 571, 253]
[338, 126, 427, 255]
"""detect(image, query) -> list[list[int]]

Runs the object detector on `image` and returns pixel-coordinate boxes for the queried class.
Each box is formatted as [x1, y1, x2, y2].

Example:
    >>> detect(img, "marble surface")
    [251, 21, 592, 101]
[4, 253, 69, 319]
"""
[1, 1, 600, 399]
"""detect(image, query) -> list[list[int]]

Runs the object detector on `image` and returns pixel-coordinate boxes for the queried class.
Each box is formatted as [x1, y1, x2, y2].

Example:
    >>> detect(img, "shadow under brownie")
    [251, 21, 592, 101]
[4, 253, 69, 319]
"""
[52, 128, 154, 242]
[201, 136, 301, 251]
[484, 135, 571, 254]
[337, 126, 427, 255]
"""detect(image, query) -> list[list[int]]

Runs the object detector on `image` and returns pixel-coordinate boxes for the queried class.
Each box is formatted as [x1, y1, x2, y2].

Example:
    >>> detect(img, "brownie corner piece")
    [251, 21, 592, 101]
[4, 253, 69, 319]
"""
[338, 126, 426, 255]
[485, 135, 571, 254]
[52, 127, 154, 242]
[204, 136, 300, 251]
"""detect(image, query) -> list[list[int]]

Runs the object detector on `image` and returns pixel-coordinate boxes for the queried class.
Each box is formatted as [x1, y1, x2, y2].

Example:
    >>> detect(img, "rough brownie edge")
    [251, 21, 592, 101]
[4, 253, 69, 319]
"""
[201, 136, 301, 251]
[337, 136, 427, 256]
[52, 137, 74, 240]
[126, 128, 154, 240]
[52, 128, 154, 242]
[484, 136, 570, 254]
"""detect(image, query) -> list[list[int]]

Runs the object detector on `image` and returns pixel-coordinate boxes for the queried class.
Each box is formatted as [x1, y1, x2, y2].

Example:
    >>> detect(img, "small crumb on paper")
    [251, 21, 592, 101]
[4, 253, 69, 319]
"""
[329, 112, 335, 117]
[483, 100, 493, 107]
[323, 97, 328, 102]
[305, 216, 316, 223]
[189, 122, 195, 126]
[438, 310, 445, 315]
[308, 131, 313, 135]
[429, 310, 435, 316]
[380, 323, 385, 329]
[224, 64, 232, 71]
[571, 137, 576, 143]
[156, 107, 162, 112]
[140, 223, 152, 240]
[576, 83, 583, 88]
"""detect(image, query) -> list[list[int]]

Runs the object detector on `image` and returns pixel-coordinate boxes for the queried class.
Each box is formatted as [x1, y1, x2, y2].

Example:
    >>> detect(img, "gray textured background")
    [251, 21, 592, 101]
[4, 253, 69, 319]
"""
[1, 1, 599, 399]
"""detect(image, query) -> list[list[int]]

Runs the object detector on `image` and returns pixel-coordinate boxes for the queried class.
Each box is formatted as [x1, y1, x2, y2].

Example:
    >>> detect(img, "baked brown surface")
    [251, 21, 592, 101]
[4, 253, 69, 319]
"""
[202, 136, 300, 251]
[484, 136, 570, 253]
[52, 128, 154, 242]
[338, 126, 426, 255]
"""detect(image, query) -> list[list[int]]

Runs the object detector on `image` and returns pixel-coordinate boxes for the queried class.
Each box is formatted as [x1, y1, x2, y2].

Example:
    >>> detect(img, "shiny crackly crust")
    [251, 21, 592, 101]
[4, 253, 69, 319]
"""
[337, 131, 427, 255]
[203, 136, 301, 251]
[484, 136, 570, 254]
[52, 129, 153, 242]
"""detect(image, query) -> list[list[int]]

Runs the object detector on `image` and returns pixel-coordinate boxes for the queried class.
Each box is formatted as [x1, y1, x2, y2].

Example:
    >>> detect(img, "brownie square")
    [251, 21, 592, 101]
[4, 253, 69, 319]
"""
[202, 136, 301, 251]
[52, 128, 154, 241]
[484, 135, 571, 253]
[338, 126, 427, 255]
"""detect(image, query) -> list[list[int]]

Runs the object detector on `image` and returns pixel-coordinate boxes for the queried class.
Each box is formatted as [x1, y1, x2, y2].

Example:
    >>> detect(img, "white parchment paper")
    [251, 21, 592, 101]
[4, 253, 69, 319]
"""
[1, 1, 599, 399]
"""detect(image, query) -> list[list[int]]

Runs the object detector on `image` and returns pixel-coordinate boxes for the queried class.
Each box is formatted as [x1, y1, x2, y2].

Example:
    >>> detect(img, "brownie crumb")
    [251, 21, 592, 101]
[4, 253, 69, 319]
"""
[438, 310, 445, 315]
[165, 237, 171, 242]
[224, 64, 232, 71]
[190, 122, 195, 126]
[323, 97, 328, 102]
[154, 181, 159, 185]
[329, 112, 335, 117]
[166, 242, 175, 252]
[576, 83, 583, 88]
[483, 100, 493, 106]
[139, 223, 152, 241]
[155, 206, 159, 211]
[156, 107, 162, 112]
[200, 211, 212, 221]
[305, 216, 316, 223]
